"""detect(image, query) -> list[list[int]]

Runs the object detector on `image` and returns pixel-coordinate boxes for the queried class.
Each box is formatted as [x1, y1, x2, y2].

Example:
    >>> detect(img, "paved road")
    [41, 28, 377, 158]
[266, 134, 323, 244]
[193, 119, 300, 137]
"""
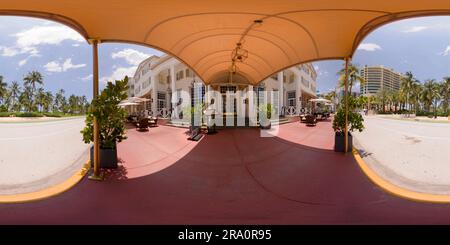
[353, 116, 450, 194]
[0, 118, 89, 195]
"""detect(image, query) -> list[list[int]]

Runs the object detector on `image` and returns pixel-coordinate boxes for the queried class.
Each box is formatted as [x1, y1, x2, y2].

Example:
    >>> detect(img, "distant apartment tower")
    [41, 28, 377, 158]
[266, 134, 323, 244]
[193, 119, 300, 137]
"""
[360, 65, 404, 96]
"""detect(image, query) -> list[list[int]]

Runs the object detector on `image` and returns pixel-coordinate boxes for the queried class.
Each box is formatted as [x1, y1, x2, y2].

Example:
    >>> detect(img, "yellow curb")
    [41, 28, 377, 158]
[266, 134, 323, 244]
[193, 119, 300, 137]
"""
[0, 161, 90, 204]
[353, 148, 450, 204]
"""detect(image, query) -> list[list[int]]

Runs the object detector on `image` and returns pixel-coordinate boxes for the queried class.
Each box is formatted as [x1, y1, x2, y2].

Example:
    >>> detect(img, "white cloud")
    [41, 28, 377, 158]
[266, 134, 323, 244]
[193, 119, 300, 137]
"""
[72, 43, 81, 47]
[14, 25, 84, 48]
[403, 26, 428, 33]
[112, 49, 150, 65]
[100, 66, 136, 84]
[18, 54, 39, 67]
[0, 25, 84, 57]
[44, 58, 86, 73]
[44, 61, 62, 72]
[81, 74, 93, 81]
[0, 46, 20, 56]
[442, 46, 450, 56]
[18, 59, 28, 66]
[357, 43, 382, 52]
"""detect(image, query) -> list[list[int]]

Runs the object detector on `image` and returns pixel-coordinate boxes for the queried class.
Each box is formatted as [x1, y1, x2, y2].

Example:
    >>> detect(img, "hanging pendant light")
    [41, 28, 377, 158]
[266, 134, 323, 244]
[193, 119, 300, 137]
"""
[231, 42, 248, 63]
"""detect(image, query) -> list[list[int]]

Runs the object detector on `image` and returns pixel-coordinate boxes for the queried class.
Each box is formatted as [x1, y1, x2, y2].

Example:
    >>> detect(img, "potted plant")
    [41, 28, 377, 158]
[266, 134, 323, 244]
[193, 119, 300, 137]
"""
[332, 98, 364, 152]
[81, 77, 129, 168]
[258, 103, 272, 129]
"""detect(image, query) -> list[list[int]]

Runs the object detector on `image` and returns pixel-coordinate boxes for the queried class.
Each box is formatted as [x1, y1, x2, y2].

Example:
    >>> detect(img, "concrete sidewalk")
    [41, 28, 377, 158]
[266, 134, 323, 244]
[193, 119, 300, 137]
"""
[353, 116, 450, 194]
[0, 118, 89, 195]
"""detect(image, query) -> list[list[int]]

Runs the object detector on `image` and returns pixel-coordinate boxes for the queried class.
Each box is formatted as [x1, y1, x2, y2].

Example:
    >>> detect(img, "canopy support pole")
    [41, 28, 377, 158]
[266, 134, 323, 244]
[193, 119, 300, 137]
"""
[344, 57, 350, 153]
[88, 39, 103, 181]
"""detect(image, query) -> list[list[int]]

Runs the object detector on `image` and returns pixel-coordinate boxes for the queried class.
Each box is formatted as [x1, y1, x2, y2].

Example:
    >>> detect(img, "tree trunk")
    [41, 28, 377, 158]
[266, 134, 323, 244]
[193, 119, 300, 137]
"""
[434, 101, 437, 118]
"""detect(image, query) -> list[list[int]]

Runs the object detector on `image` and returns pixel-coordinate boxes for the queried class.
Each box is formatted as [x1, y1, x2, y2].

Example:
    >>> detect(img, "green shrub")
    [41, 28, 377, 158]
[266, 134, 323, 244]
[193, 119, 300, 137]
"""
[333, 96, 364, 135]
[81, 77, 128, 149]
[332, 107, 364, 135]
[181, 103, 204, 124]
[377, 111, 393, 115]
[0, 105, 8, 112]
[258, 103, 273, 120]
[43, 112, 64, 117]
[16, 112, 43, 117]
[0, 112, 15, 117]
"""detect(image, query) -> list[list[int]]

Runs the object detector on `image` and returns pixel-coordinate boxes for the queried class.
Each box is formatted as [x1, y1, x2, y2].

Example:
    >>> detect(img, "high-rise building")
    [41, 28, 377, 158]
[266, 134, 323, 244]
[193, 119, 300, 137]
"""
[360, 65, 405, 96]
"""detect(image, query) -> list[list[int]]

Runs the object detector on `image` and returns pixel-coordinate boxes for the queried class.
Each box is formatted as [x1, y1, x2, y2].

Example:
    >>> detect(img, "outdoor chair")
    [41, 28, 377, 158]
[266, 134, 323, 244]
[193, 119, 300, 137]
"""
[188, 126, 204, 141]
[305, 114, 317, 126]
[148, 117, 158, 127]
[315, 113, 323, 121]
[136, 118, 149, 131]
[299, 114, 307, 123]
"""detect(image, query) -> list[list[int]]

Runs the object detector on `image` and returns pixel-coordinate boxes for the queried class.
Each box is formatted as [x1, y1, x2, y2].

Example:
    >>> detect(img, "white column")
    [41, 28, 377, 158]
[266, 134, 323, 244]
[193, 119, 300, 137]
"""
[278, 71, 284, 116]
[152, 75, 157, 117]
[296, 76, 302, 115]
[248, 85, 255, 126]
[206, 85, 211, 104]
[170, 65, 176, 119]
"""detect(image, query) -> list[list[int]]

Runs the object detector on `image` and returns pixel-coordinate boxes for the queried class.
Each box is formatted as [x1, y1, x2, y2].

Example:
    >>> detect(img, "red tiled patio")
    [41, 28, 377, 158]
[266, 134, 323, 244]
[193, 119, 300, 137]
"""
[2, 120, 450, 224]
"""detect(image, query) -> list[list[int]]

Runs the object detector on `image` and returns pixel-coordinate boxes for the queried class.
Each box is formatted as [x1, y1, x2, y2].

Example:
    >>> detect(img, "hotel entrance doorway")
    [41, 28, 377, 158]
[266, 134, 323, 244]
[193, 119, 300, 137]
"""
[220, 85, 237, 127]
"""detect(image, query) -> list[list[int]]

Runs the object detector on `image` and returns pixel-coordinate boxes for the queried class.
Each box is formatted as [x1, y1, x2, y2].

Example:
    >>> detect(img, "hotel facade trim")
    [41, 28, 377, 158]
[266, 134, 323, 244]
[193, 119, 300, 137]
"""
[127, 55, 317, 125]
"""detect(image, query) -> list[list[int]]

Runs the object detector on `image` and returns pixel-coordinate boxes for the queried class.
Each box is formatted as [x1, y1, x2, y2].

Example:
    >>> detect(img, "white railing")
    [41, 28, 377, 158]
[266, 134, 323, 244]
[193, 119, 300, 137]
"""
[284, 106, 298, 116]
[157, 108, 171, 119]
[282, 106, 311, 116]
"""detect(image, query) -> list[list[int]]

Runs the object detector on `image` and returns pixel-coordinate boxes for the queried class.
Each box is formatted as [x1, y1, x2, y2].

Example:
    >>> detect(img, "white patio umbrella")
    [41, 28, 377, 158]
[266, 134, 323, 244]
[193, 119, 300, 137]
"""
[119, 102, 139, 107]
[309, 98, 331, 103]
[129, 97, 150, 103]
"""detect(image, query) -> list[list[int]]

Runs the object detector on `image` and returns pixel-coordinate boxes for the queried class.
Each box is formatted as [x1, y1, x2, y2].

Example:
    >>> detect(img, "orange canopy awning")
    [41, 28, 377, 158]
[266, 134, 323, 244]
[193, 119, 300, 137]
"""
[1, 0, 449, 85]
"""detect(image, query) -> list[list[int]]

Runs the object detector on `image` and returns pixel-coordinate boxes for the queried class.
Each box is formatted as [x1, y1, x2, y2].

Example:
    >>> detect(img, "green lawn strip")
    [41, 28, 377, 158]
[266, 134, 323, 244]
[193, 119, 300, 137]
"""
[0, 116, 85, 124]
[378, 116, 450, 124]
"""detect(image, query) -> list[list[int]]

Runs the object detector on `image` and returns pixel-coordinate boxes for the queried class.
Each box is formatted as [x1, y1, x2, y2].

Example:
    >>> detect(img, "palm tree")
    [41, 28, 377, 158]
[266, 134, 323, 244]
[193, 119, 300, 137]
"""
[68, 94, 80, 114]
[376, 87, 390, 113]
[410, 83, 422, 114]
[386, 89, 395, 112]
[337, 64, 365, 96]
[19, 85, 34, 112]
[23, 71, 43, 108]
[8, 81, 21, 112]
[441, 77, 450, 116]
[55, 89, 66, 113]
[3, 90, 12, 111]
[324, 91, 336, 101]
[400, 72, 418, 114]
[391, 90, 400, 112]
[0, 76, 8, 106]
[79, 95, 88, 114]
[43, 91, 54, 113]
[357, 96, 368, 110]
[36, 87, 46, 112]
[367, 95, 376, 111]
[421, 79, 440, 117]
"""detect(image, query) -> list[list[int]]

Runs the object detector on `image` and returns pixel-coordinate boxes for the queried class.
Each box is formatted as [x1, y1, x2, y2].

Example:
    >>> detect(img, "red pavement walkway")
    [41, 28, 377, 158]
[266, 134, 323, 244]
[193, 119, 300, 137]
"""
[1, 119, 450, 224]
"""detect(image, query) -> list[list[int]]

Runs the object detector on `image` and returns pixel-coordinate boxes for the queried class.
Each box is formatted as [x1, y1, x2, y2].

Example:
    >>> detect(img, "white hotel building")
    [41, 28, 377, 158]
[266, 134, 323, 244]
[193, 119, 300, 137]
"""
[127, 55, 317, 126]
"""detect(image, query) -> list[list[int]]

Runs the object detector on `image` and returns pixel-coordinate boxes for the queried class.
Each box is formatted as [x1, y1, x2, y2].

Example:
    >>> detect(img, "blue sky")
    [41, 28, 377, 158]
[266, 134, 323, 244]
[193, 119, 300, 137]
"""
[314, 16, 450, 94]
[1, 16, 450, 99]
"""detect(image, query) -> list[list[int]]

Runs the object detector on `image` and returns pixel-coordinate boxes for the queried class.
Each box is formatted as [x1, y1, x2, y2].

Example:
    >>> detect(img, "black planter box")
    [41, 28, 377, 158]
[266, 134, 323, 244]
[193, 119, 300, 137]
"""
[334, 132, 353, 152]
[90, 146, 118, 169]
